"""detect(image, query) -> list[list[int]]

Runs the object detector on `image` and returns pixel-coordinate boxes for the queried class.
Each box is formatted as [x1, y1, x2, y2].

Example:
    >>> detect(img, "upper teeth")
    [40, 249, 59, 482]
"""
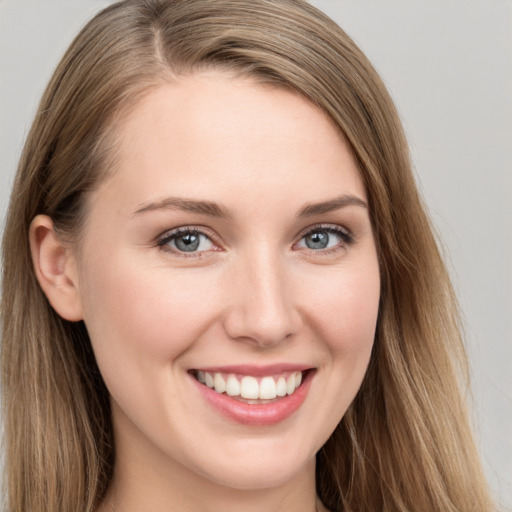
[196, 371, 303, 400]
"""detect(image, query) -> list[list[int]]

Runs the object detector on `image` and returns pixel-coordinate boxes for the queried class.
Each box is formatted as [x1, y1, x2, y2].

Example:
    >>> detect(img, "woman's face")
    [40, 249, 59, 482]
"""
[75, 73, 380, 492]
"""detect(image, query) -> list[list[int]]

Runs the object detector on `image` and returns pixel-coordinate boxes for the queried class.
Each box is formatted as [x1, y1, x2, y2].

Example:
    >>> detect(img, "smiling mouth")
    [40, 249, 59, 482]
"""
[190, 370, 308, 402]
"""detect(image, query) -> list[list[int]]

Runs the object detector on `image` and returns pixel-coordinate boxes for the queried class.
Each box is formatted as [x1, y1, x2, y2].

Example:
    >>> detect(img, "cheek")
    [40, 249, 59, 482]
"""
[304, 262, 380, 357]
[78, 253, 225, 374]
[290, 259, 380, 445]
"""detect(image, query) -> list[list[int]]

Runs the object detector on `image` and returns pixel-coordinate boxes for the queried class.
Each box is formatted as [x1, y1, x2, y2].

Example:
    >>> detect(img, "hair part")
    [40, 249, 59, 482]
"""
[1, 0, 493, 510]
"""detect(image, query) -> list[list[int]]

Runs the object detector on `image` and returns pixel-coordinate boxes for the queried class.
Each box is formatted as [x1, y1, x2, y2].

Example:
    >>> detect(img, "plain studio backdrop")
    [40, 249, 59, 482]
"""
[0, 0, 511, 509]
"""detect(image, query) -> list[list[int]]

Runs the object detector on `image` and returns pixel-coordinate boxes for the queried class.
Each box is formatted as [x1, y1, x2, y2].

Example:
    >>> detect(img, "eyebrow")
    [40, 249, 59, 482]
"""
[132, 194, 367, 218]
[297, 195, 368, 217]
[133, 197, 230, 218]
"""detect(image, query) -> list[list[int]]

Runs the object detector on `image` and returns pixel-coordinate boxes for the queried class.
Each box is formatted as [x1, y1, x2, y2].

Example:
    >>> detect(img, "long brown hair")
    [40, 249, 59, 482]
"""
[1, 0, 493, 510]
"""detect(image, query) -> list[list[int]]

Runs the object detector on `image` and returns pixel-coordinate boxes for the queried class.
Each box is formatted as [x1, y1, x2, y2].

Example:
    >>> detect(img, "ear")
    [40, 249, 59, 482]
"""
[29, 215, 84, 321]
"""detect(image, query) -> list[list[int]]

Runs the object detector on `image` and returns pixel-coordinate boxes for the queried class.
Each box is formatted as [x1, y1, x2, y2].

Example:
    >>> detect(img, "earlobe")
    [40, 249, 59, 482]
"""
[29, 215, 84, 321]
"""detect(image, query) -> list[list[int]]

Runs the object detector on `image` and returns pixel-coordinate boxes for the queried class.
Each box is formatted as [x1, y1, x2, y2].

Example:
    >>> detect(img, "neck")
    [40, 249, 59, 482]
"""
[101, 464, 321, 512]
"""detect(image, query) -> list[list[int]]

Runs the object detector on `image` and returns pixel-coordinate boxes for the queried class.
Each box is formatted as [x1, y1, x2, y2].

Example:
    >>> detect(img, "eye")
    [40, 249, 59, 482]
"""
[295, 226, 353, 252]
[158, 228, 215, 254]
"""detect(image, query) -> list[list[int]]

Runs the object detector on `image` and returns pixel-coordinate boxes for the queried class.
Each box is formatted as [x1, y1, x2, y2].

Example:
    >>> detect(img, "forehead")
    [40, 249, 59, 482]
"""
[94, 72, 366, 214]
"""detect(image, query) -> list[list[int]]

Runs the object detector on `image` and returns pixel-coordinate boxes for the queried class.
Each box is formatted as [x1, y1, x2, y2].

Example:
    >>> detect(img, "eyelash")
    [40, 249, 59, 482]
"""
[156, 227, 218, 258]
[295, 225, 354, 255]
[156, 224, 354, 257]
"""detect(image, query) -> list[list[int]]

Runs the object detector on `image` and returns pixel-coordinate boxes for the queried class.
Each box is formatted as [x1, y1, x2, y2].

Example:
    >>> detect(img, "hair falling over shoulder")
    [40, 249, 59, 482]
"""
[1, 0, 495, 510]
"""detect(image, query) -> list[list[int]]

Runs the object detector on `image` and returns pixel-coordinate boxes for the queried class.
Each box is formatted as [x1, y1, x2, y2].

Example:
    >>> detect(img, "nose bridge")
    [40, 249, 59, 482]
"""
[223, 243, 299, 346]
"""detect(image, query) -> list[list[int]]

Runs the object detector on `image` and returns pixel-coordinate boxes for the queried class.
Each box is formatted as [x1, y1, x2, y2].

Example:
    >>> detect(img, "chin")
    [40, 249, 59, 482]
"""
[189, 442, 316, 491]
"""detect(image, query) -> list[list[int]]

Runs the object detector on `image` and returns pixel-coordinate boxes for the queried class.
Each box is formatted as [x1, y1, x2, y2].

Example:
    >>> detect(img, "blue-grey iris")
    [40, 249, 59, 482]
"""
[175, 233, 200, 252]
[305, 231, 329, 249]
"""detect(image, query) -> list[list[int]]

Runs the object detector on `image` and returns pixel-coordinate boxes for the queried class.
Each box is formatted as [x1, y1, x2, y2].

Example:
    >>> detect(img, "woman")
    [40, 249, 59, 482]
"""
[1, 0, 494, 511]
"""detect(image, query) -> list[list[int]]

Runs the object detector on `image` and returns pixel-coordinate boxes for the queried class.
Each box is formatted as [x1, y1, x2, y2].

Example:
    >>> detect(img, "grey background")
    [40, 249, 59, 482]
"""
[1, 0, 511, 509]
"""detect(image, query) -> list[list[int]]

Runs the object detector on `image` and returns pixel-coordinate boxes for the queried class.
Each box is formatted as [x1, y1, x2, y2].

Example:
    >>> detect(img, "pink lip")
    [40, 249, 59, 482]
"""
[190, 368, 315, 426]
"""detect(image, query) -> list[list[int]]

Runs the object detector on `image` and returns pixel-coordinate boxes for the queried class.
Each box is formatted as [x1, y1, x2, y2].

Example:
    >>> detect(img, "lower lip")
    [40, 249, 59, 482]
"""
[191, 371, 314, 426]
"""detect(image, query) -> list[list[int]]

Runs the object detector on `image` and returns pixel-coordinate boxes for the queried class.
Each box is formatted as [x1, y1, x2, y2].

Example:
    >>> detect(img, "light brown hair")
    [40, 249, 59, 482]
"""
[1, 0, 493, 510]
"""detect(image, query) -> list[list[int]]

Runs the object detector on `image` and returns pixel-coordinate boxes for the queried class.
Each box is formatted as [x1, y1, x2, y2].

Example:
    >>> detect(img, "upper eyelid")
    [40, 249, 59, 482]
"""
[157, 225, 217, 243]
[295, 223, 353, 239]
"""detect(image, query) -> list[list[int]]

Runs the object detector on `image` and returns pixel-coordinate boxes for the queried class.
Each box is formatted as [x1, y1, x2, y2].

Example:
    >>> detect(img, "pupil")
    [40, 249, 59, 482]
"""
[176, 233, 200, 252]
[306, 231, 329, 249]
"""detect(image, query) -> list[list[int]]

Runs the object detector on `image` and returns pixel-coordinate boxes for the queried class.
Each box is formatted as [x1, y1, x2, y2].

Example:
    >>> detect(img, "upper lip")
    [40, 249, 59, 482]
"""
[190, 363, 313, 376]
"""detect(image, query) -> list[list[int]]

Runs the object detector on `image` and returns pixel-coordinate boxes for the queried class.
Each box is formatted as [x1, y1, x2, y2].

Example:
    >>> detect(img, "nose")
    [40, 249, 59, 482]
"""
[222, 249, 302, 347]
